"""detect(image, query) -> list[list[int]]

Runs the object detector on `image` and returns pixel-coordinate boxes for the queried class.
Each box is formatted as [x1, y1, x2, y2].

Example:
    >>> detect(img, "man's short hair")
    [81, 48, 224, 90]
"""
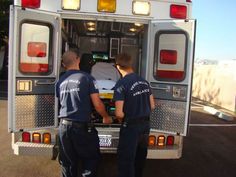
[115, 53, 132, 69]
[70, 48, 80, 57]
[62, 49, 80, 68]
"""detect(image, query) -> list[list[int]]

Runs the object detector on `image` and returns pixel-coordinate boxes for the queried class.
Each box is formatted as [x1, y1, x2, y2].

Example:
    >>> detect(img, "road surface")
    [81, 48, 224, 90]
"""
[0, 100, 236, 177]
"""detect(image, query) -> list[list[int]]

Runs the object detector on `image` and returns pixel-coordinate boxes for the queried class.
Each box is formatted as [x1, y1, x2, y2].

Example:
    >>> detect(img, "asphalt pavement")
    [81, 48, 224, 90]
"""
[0, 99, 236, 177]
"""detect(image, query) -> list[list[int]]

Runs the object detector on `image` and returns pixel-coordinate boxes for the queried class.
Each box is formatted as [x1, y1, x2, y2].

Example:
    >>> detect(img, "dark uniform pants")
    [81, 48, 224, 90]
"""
[58, 122, 100, 177]
[118, 120, 150, 177]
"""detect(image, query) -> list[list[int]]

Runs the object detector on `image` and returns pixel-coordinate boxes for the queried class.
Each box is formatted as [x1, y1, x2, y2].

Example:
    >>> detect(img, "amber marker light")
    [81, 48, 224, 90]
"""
[32, 132, 41, 143]
[157, 135, 165, 146]
[98, 0, 116, 13]
[43, 133, 51, 144]
[148, 135, 156, 146]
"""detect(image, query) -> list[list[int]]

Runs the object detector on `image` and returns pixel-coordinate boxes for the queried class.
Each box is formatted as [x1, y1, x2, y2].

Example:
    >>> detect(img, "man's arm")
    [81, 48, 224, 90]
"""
[115, 100, 125, 122]
[90, 93, 112, 124]
[150, 94, 155, 110]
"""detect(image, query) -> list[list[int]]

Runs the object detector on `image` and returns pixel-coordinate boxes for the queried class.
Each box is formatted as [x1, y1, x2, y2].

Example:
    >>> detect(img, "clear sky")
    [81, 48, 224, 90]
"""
[192, 0, 236, 60]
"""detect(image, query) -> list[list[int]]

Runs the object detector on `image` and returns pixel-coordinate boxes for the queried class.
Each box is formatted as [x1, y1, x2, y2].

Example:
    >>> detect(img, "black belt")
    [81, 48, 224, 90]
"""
[61, 119, 93, 129]
[124, 116, 150, 125]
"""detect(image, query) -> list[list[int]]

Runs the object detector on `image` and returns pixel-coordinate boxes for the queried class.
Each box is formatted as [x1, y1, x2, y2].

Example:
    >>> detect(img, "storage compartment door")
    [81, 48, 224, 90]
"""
[148, 20, 196, 136]
[8, 6, 61, 132]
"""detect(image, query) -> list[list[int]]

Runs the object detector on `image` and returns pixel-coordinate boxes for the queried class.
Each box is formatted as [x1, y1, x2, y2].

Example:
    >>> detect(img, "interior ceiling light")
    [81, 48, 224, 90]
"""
[88, 27, 96, 31]
[134, 23, 143, 27]
[129, 28, 137, 32]
[87, 22, 95, 26]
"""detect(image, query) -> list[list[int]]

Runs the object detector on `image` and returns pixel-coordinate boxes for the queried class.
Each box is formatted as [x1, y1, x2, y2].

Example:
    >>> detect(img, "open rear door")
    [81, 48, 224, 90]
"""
[148, 19, 196, 136]
[8, 6, 61, 132]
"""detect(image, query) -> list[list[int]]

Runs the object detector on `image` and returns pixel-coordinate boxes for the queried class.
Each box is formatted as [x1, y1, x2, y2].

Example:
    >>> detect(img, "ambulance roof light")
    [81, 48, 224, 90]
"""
[132, 1, 151, 16]
[62, 0, 81, 10]
[186, 0, 192, 2]
[22, 0, 41, 9]
[170, 4, 187, 19]
[98, 0, 116, 13]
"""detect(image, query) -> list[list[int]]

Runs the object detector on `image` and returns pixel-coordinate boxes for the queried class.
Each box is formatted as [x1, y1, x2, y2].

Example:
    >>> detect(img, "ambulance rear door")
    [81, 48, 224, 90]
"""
[8, 6, 61, 132]
[148, 19, 196, 136]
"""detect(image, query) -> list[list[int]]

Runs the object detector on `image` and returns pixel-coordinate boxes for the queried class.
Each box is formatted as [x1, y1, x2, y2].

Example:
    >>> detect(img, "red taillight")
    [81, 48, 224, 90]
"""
[166, 136, 175, 146]
[32, 133, 41, 143]
[22, 132, 30, 142]
[170, 4, 187, 19]
[20, 63, 49, 73]
[22, 0, 41, 9]
[27, 42, 47, 57]
[160, 50, 177, 64]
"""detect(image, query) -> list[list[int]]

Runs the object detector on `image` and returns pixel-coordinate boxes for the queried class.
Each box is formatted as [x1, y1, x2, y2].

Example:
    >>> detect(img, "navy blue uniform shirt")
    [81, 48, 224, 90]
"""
[114, 73, 152, 120]
[56, 70, 98, 122]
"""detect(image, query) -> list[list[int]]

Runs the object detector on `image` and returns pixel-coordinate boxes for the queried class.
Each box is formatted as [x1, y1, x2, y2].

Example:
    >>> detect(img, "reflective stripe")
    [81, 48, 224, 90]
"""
[82, 170, 91, 177]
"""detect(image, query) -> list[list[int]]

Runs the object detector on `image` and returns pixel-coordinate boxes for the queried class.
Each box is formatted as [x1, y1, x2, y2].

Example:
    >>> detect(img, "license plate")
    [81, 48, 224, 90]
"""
[99, 135, 112, 147]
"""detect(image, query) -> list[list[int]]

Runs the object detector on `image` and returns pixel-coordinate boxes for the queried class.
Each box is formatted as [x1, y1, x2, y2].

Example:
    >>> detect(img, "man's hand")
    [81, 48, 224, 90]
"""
[103, 116, 113, 124]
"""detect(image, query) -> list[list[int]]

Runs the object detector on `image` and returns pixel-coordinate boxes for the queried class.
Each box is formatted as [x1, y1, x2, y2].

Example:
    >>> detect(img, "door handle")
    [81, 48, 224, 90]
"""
[150, 83, 171, 92]
[155, 86, 170, 90]
[35, 79, 56, 85]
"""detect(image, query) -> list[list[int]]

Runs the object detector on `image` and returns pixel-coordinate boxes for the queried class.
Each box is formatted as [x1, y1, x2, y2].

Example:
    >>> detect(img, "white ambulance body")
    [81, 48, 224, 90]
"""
[8, 0, 196, 159]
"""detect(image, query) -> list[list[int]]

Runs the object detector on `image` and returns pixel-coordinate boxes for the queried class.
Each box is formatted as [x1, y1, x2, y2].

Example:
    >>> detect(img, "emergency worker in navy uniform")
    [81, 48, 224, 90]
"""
[114, 53, 155, 177]
[56, 50, 112, 177]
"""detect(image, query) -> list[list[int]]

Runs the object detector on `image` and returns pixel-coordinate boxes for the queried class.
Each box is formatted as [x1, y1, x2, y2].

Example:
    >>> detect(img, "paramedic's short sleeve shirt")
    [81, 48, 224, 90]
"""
[114, 73, 152, 119]
[56, 70, 98, 122]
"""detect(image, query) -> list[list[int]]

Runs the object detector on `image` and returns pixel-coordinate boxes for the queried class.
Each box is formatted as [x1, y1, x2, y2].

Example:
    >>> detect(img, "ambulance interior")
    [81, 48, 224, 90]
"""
[61, 19, 148, 125]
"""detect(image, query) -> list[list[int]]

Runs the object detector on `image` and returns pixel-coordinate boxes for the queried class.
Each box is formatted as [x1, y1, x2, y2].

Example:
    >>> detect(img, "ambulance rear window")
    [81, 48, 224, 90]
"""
[19, 22, 52, 74]
[153, 31, 187, 82]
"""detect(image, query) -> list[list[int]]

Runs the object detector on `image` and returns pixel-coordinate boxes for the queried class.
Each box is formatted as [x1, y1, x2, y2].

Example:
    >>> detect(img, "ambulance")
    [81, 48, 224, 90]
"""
[8, 0, 196, 159]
